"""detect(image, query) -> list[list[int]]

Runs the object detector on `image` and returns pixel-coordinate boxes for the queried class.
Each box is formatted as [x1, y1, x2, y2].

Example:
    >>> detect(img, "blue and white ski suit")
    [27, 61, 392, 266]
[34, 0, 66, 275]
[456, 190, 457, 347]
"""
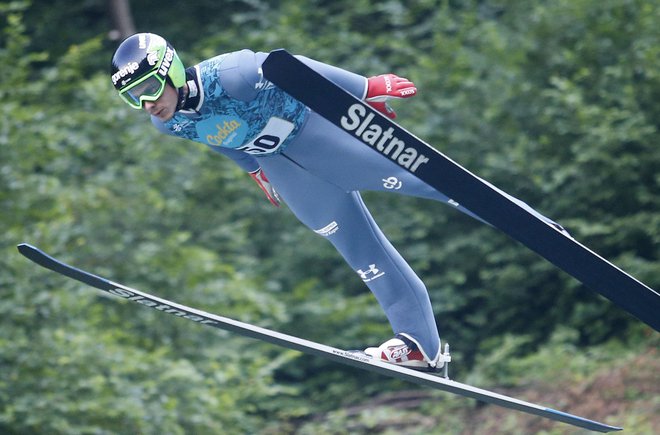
[153, 49, 557, 363]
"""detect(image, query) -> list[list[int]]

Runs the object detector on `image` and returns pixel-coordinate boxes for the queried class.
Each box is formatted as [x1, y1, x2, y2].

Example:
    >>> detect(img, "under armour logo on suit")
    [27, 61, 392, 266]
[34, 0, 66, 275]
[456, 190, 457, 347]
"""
[357, 264, 385, 282]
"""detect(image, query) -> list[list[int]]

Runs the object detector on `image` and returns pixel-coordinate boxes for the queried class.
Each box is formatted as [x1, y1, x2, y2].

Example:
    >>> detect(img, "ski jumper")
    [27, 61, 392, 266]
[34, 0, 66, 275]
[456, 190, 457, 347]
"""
[153, 49, 560, 362]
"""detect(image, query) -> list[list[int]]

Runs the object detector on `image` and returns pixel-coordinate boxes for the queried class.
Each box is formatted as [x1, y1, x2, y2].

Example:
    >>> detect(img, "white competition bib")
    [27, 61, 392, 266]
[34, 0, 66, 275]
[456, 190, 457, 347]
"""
[238, 117, 295, 154]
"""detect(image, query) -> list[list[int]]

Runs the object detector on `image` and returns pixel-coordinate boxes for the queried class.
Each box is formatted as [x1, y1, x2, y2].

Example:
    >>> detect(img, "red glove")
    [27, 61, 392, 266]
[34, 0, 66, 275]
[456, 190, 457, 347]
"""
[365, 74, 417, 119]
[249, 168, 281, 207]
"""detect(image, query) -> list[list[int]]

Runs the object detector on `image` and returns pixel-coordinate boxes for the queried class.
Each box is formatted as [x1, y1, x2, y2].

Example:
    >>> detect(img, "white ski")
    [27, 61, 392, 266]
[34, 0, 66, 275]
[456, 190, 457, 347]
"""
[18, 243, 621, 432]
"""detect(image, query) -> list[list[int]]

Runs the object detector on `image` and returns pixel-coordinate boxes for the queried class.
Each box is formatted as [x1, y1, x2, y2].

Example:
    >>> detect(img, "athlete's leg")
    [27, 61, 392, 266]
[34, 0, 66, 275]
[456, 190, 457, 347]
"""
[284, 114, 485, 221]
[286, 113, 563, 229]
[257, 154, 442, 362]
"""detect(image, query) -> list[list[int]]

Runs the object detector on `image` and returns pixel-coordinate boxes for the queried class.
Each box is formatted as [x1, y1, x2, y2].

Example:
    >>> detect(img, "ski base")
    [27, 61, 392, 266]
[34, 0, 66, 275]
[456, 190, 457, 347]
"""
[17, 243, 621, 433]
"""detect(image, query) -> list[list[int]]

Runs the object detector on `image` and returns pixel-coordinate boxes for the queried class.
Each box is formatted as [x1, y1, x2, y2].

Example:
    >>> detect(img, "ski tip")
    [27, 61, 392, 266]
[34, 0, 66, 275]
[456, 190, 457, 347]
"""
[267, 48, 291, 57]
[17, 242, 36, 255]
[263, 49, 294, 71]
[17, 243, 48, 264]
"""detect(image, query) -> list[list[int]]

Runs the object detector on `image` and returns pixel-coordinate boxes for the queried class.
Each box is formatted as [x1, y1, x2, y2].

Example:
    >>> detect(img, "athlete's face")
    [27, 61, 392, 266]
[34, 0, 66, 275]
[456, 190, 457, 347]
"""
[143, 84, 179, 121]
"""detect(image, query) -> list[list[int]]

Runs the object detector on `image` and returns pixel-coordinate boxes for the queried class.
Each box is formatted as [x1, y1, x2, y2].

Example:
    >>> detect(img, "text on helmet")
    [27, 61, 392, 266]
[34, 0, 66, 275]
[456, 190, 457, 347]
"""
[112, 62, 140, 85]
[158, 47, 175, 77]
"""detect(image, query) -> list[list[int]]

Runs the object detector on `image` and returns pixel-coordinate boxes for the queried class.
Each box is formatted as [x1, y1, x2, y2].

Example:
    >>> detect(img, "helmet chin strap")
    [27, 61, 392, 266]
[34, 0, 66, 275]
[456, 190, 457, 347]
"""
[173, 71, 198, 112]
[175, 86, 188, 111]
[165, 74, 188, 112]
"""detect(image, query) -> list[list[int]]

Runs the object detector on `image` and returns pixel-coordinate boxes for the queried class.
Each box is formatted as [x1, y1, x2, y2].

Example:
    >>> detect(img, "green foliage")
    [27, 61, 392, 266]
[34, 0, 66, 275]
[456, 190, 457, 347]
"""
[2, 0, 658, 433]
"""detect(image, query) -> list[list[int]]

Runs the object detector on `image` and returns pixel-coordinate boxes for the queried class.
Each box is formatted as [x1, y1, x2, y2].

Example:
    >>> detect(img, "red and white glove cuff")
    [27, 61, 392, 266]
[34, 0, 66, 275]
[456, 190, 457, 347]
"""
[249, 168, 281, 207]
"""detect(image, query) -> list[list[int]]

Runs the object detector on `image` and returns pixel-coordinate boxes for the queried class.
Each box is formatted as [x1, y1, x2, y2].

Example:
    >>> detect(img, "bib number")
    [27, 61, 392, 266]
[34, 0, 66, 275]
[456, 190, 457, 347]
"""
[239, 117, 295, 154]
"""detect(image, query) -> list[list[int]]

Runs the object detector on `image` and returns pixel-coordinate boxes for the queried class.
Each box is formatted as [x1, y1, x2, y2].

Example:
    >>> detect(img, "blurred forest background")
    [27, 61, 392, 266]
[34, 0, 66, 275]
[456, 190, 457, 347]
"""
[2, 0, 659, 433]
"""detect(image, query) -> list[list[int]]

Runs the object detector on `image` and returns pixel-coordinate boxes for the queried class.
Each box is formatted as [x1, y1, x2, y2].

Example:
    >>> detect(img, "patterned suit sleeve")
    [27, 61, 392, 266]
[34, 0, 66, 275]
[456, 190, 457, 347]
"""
[151, 116, 260, 172]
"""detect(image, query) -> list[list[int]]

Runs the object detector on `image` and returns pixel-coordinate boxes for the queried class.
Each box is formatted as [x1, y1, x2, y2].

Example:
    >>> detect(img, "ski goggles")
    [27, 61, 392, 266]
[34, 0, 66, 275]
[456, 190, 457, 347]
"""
[118, 73, 167, 109]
